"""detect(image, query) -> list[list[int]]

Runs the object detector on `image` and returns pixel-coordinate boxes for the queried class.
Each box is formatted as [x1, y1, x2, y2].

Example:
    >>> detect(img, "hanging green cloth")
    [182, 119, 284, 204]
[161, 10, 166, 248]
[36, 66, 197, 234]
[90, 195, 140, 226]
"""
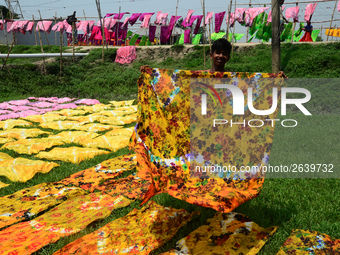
[192, 34, 202, 45]
[311, 29, 320, 42]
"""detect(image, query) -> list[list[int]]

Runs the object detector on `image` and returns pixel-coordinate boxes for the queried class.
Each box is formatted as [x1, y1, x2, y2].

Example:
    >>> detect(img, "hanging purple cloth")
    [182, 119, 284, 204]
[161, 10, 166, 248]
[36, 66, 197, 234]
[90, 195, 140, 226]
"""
[139, 13, 155, 21]
[166, 15, 181, 40]
[160, 25, 169, 44]
[182, 15, 198, 27]
[193, 15, 203, 34]
[129, 13, 142, 26]
[215, 11, 226, 33]
[184, 29, 191, 43]
[149, 25, 157, 42]
[114, 12, 130, 20]
[105, 13, 116, 18]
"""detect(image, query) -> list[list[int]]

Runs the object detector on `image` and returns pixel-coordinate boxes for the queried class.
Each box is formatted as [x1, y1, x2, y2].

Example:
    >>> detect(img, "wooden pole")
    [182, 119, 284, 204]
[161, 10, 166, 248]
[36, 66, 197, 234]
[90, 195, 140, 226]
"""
[1, 10, 9, 49]
[59, 17, 63, 77]
[116, 6, 121, 46]
[72, 22, 75, 62]
[83, 9, 88, 45]
[200, 0, 206, 70]
[246, 0, 252, 42]
[226, 0, 233, 41]
[172, 0, 180, 45]
[327, 0, 337, 41]
[1, 42, 14, 71]
[32, 15, 38, 46]
[231, 0, 237, 58]
[291, 0, 299, 42]
[7, 5, 15, 45]
[55, 12, 57, 45]
[37, 21, 47, 75]
[271, 0, 280, 73]
[95, 0, 106, 62]
[38, 9, 51, 50]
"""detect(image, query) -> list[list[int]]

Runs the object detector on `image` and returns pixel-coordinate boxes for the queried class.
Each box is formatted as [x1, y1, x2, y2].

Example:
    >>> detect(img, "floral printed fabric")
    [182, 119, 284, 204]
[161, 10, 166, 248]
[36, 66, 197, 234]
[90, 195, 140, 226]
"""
[0, 193, 131, 255]
[0, 158, 59, 182]
[161, 212, 278, 255]
[277, 229, 340, 254]
[130, 67, 284, 213]
[36, 147, 110, 164]
[57, 154, 137, 191]
[53, 201, 198, 255]
[115, 46, 137, 64]
[0, 183, 86, 229]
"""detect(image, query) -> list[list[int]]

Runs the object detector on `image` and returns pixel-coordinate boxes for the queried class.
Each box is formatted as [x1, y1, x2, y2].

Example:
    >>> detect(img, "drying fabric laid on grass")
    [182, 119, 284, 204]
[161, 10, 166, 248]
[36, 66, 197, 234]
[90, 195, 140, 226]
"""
[0, 181, 9, 189]
[131, 67, 284, 213]
[39, 120, 84, 130]
[80, 135, 131, 152]
[0, 119, 33, 130]
[53, 201, 198, 255]
[1, 138, 65, 155]
[161, 211, 278, 255]
[105, 127, 134, 137]
[57, 154, 137, 191]
[47, 131, 100, 144]
[115, 46, 137, 64]
[0, 128, 51, 140]
[36, 147, 110, 164]
[65, 114, 104, 123]
[0, 183, 85, 229]
[95, 175, 150, 200]
[0, 137, 15, 144]
[23, 113, 67, 123]
[57, 109, 88, 117]
[109, 100, 136, 107]
[92, 107, 137, 117]
[77, 103, 112, 113]
[99, 115, 137, 125]
[0, 158, 59, 182]
[0, 193, 131, 254]
[277, 229, 340, 254]
[0, 152, 13, 162]
[71, 123, 114, 132]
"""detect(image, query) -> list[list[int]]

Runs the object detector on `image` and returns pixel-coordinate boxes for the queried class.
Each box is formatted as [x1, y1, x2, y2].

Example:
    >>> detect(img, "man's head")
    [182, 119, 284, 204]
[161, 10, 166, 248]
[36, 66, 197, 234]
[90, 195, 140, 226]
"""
[210, 38, 232, 72]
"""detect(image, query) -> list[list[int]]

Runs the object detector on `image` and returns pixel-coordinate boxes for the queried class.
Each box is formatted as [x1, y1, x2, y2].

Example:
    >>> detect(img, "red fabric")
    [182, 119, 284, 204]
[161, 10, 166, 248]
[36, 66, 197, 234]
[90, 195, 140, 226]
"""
[115, 46, 137, 64]
[299, 31, 313, 42]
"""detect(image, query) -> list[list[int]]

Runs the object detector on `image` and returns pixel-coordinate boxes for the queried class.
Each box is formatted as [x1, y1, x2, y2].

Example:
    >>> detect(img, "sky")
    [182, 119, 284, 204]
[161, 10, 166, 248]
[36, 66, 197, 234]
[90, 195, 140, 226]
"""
[3, 0, 340, 42]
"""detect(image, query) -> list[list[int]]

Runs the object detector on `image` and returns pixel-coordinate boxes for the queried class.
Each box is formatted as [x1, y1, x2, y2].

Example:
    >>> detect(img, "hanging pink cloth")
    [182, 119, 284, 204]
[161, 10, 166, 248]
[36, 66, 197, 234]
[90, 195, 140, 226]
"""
[52, 21, 65, 32]
[36, 21, 53, 33]
[166, 15, 181, 40]
[285, 6, 300, 22]
[338, 0, 340, 12]
[267, 6, 285, 25]
[105, 13, 116, 18]
[245, 7, 269, 27]
[6, 22, 13, 33]
[139, 13, 154, 21]
[226, 13, 235, 27]
[184, 29, 191, 43]
[109, 19, 118, 31]
[141, 14, 152, 28]
[304, 3, 317, 22]
[121, 17, 129, 29]
[158, 13, 168, 25]
[25, 22, 34, 33]
[0, 20, 3, 30]
[114, 12, 129, 20]
[129, 13, 142, 25]
[235, 8, 247, 23]
[193, 15, 203, 34]
[185, 10, 195, 24]
[182, 15, 198, 27]
[205, 12, 214, 25]
[215, 11, 226, 33]
[115, 46, 137, 64]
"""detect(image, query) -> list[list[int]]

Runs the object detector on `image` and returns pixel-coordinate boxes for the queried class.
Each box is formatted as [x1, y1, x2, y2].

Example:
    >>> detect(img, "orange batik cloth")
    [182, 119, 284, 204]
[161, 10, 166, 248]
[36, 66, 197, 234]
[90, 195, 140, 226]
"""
[0, 193, 131, 254]
[161, 211, 278, 254]
[53, 201, 198, 255]
[130, 67, 285, 213]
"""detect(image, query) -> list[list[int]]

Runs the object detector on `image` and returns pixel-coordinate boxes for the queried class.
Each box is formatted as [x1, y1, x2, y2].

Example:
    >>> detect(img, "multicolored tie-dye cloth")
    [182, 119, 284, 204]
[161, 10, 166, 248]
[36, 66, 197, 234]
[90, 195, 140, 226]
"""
[130, 67, 284, 212]
[277, 229, 340, 254]
[161, 212, 278, 255]
[0, 193, 131, 254]
[53, 201, 198, 255]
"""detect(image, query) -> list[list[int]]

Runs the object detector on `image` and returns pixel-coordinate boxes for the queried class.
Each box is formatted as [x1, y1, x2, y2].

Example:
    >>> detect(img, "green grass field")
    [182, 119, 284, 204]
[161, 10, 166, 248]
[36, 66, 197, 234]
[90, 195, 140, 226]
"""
[0, 43, 339, 254]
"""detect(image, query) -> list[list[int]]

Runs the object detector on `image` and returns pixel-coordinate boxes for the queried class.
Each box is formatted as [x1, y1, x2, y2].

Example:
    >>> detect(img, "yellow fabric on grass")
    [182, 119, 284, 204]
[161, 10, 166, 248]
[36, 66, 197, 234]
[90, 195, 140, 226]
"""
[65, 115, 104, 123]
[47, 131, 99, 144]
[57, 109, 87, 117]
[0, 181, 9, 189]
[161, 212, 278, 255]
[0, 128, 51, 139]
[57, 154, 136, 191]
[72, 123, 114, 132]
[109, 99, 135, 107]
[0, 137, 15, 144]
[77, 103, 112, 113]
[1, 138, 64, 155]
[105, 127, 134, 137]
[80, 135, 131, 152]
[0, 119, 33, 130]
[53, 201, 198, 255]
[0, 152, 13, 162]
[91, 107, 137, 117]
[23, 114, 67, 123]
[0, 193, 131, 255]
[0, 158, 59, 182]
[39, 121, 83, 130]
[36, 147, 110, 164]
[0, 183, 86, 229]
[99, 115, 137, 125]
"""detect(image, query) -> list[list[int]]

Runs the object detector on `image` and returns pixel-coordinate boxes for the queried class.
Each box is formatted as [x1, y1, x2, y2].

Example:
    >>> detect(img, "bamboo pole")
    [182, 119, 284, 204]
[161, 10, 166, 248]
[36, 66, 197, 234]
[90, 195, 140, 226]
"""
[72, 22, 75, 62]
[32, 15, 38, 46]
[37, 22, 47, 75]
[200, 0, 206, 70]
[55, 12, 57, 45]
[226, 0, 233, 40]
[116, 6, 121, 46]
[271, 0, 280, 73]
[1, 10, 8, 49]
[95, 0, 106, 62]
[83, 9, 88, 45]
[1, 42, 14, 71]
[38, 10, 51, 50]
[171, 0, 180, 45]
[59, 17, 63, 77]
[291, 0, 299, 42]
[246, 0, 252, 42]
[231, 0, 237, 58]
[7, 4, 16, 45]
[327, 0, 337, 41]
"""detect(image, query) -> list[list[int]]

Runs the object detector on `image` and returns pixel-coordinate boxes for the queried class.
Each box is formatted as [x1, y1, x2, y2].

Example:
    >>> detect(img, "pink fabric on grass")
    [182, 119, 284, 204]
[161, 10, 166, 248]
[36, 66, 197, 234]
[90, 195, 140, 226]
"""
[8, 99, 30, 106]
[115, 46, 137, 64]
[305, 3, 317, 22]
[0, 110, 11, 115]
[74, 99, 100, 105]
[17, 110, 41, 118]
[205, 12, 214, 25]
[0, 113, 19, 121]
[28, 102, 57, 108]
[53, 97, 75, 104]
[285, 6, 300, 22]
[0, 102, 11, 109]
[52, 103, 78, 111]
[8, 106, 34, 112]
